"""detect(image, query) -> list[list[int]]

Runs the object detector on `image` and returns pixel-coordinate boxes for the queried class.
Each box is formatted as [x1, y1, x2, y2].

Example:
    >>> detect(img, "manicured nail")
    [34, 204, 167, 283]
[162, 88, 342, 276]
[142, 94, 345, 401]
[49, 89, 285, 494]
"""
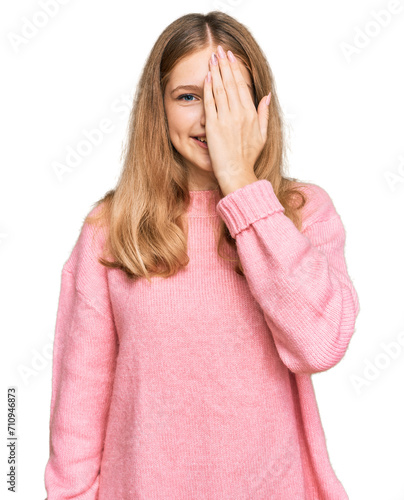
[211, 52, 218, 65]
[217, 45, 226, 59]
[266, 92, 271, 106]
[227, 50, 236, 63]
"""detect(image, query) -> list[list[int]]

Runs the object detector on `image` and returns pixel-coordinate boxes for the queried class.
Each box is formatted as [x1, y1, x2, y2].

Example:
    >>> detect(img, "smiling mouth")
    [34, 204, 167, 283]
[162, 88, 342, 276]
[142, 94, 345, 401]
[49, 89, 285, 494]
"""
[191, 137, 209, 149]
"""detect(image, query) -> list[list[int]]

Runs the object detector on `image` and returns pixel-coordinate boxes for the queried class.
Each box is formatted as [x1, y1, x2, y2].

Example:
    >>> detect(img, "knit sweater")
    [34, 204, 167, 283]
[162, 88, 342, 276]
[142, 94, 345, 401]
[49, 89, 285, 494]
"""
[44, 179, 359, 500]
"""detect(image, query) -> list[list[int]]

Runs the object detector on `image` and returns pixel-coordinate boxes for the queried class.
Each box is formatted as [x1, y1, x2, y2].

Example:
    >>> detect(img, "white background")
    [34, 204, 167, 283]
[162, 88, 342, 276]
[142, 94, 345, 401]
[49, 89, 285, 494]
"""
[1, 0, 404, 498]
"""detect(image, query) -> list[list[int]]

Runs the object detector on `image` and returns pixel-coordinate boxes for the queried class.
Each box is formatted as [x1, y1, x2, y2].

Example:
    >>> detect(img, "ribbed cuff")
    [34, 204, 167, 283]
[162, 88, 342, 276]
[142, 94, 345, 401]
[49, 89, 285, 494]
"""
[215, 179, 285, 238]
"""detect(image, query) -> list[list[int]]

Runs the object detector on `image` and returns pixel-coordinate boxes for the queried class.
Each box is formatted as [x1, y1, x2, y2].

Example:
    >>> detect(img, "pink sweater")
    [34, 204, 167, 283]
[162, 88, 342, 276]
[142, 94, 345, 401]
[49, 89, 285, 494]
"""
[44, 179, 359, 499]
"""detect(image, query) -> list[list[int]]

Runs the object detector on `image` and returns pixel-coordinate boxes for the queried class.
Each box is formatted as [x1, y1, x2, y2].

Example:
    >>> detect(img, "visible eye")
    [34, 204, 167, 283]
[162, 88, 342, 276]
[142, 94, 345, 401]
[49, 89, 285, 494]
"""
[177, 94, 197, 102]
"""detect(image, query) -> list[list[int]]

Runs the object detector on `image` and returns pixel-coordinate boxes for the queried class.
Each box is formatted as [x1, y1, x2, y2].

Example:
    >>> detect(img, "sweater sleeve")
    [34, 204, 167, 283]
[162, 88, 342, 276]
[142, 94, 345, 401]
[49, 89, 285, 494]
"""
[44, 208, 118, 499]
[215, 179, 360, 375]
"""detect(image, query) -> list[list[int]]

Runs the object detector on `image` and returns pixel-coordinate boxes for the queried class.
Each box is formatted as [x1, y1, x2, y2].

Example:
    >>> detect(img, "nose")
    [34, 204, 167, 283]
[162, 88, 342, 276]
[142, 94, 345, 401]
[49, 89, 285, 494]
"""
[200, 106, 206, 127]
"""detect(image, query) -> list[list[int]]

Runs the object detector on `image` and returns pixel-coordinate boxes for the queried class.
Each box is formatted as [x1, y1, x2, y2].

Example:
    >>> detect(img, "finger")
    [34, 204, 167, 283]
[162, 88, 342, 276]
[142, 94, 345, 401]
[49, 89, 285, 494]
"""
[226, 49, 256, 110]
[209, 51, 230, 116]
[215, 45, 241, 112]
[258, 94, 271, 142]
[203, 70, 217, 120]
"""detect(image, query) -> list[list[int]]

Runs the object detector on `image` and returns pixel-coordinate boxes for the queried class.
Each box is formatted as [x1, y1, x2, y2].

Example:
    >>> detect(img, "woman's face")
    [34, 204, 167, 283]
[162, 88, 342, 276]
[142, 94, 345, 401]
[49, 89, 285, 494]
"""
[163, 46, 255, 191]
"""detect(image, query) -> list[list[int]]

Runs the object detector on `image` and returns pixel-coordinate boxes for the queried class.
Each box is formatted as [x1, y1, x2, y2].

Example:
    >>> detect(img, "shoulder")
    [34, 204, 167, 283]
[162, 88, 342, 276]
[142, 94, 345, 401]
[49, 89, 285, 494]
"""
[288, 180, 341, 231]
[61, 202, 113, 315]
[63, 203, 110, 276]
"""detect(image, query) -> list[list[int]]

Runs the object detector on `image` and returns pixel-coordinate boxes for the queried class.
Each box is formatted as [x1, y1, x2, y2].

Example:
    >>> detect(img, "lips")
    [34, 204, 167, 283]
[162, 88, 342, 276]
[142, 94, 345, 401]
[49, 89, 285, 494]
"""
[191, 137, 208, 149]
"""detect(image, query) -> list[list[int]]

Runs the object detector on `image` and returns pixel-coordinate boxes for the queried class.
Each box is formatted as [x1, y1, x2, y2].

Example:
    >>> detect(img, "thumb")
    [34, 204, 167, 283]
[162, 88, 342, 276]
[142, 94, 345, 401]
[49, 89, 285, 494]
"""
[258, 92, 271, 141]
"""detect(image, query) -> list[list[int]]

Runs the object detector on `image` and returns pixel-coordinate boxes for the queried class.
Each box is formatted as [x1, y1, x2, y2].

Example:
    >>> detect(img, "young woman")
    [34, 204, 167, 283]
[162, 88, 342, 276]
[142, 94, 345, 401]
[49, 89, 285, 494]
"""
[44, 11, 359, 500]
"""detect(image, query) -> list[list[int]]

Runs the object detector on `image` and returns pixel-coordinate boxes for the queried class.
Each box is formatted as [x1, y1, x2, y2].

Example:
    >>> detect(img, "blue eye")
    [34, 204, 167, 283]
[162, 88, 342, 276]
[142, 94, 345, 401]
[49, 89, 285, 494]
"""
[177, 94, 197, 102]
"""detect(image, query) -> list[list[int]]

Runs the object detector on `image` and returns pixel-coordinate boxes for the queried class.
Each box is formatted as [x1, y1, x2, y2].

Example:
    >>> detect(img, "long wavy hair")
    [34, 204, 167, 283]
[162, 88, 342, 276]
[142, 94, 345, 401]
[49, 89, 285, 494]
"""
[85, 11, 308, 283]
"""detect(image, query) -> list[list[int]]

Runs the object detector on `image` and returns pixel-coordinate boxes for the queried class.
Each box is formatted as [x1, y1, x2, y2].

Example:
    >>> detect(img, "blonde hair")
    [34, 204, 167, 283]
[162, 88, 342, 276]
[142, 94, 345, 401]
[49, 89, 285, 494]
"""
[85, 11, 307, 282]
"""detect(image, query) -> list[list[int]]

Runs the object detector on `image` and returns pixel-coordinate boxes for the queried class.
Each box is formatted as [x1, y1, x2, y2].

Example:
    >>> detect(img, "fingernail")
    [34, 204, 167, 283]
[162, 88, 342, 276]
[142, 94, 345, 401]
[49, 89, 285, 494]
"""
[227, 50, 236, 63]
[217, 45, 226, 59]
[266, 92, 271, 106]
[211, 53, 218, 66]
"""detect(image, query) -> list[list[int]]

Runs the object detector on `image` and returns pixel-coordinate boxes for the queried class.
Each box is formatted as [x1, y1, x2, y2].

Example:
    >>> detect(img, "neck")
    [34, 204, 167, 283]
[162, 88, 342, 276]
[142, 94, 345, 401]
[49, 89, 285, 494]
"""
[187, 187, 222, 217]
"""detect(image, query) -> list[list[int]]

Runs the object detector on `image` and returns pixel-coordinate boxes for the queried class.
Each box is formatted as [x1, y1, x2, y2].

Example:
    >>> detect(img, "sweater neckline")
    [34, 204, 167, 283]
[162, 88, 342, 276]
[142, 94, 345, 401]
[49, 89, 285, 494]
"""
[187, 187, 222, 217]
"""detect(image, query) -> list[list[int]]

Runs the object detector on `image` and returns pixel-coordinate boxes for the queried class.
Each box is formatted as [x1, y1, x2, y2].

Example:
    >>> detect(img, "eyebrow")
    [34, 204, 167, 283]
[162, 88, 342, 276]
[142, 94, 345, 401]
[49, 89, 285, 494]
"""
[170, 83, 253, 96]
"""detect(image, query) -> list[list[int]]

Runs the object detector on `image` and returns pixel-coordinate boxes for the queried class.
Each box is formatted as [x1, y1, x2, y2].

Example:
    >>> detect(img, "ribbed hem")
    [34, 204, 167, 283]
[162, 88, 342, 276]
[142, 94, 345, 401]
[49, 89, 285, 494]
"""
[215, 180, 285, 238]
